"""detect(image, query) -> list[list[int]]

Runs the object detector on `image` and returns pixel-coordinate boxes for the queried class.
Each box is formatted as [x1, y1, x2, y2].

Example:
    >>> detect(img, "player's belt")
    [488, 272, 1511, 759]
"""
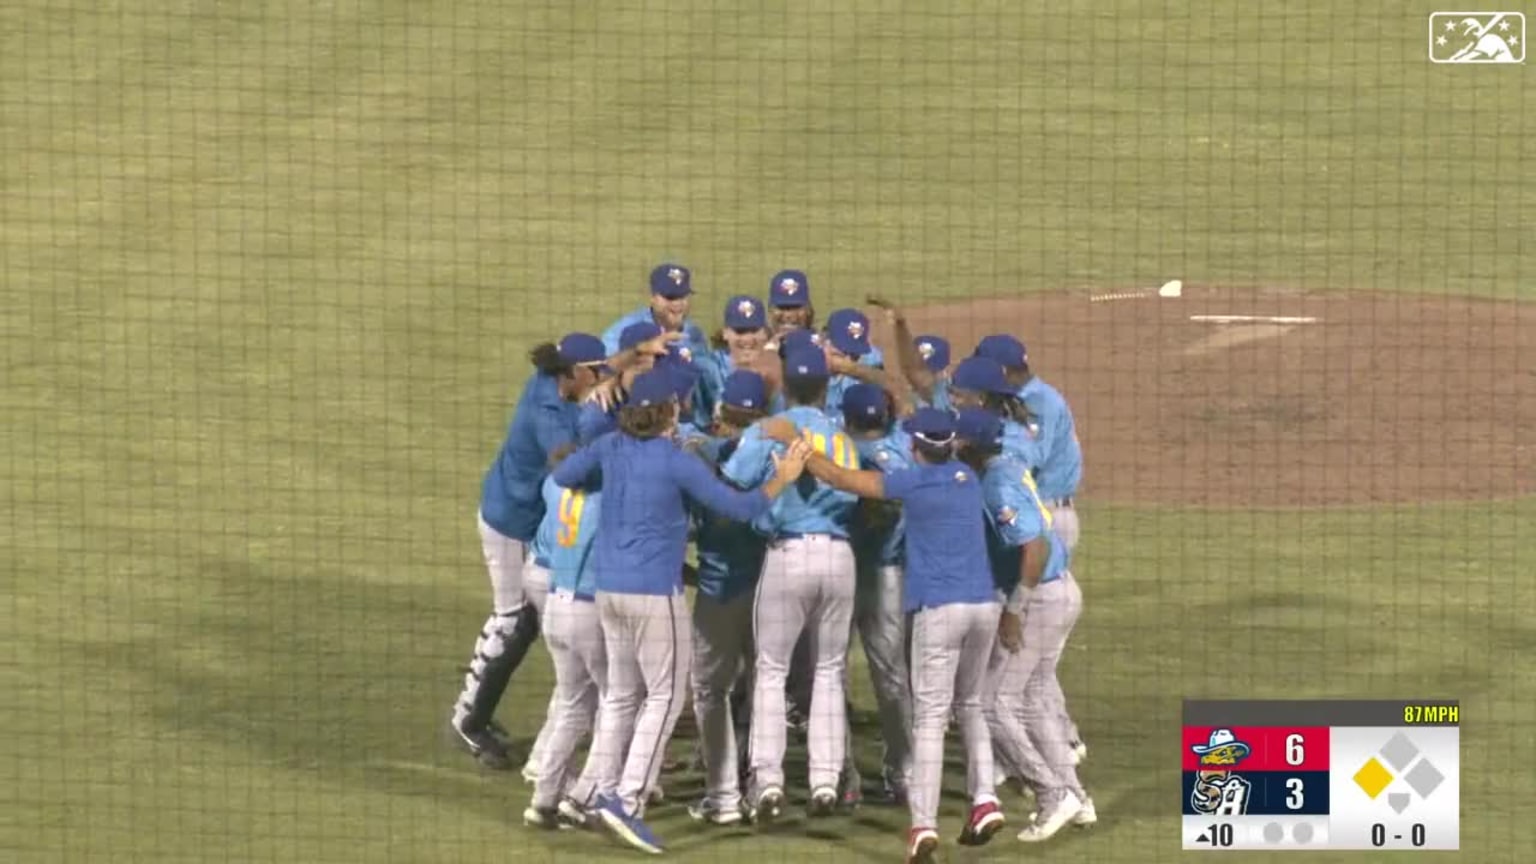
[553, 588, 596, 603]
[1045, 497, 1074, 508]
[775, 532, 850, 542]
[534, 557, 552, 568]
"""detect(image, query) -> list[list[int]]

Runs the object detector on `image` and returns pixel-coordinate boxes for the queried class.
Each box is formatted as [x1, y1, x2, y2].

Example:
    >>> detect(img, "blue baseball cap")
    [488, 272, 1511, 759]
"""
[841, 383, 888, 425]
[783, 347, 830, 381]
[724, 295, 767, 330]
[955, 407, 1003, 446]
[951, 356, 1012, 395]
[661, 357, 700, 400]
[627, 369, 676, 407]
[721, 370, 767, 410]
[825, 308, 872, 358]
[769, 270, 810, 308]
[650, 263, 693, 299]
[901, 407, 957, 443]
[776, 327, 822, 357]
[556, 332, 608, 367]
[914, 335, 951, 373]
[973, 333, 1028, 369]
[619, 321, 663, 352]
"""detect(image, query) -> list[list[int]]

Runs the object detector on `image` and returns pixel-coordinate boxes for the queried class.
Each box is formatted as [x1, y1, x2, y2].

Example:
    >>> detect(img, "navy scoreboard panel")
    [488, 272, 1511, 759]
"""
[1182, 699, 1459, 851]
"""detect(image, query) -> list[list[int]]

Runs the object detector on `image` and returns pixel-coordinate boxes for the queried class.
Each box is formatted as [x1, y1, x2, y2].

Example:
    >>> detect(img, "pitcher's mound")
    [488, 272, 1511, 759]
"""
[878, 285, 1536, 507]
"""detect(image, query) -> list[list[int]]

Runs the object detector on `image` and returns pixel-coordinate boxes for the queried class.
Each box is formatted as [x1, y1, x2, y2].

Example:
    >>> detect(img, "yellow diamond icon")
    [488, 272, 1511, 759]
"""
[1354, 757, 1393, 799]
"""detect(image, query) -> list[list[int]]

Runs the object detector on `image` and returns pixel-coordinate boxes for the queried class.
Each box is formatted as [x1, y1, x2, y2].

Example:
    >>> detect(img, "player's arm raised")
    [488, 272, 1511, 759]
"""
[867, 295, 936, 402]
[828, 352, 916, 418]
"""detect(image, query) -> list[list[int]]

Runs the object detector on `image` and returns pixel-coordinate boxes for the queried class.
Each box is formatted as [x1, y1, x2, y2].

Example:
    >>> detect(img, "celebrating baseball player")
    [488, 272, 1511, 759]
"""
[522, 449, 608, 830]
[694, 295, 773, 430]
[766, 269, 815, 336]
[552, 368, 811, 854]
[685, 370, 774, 826]
[764, 406, 1008, 862]
[723, 346, 861, 824]
[450, 333, 609, 770]
[837, 383, 917, 803]
[600, 263, 709, 357]
[955, 407, 1093, 840]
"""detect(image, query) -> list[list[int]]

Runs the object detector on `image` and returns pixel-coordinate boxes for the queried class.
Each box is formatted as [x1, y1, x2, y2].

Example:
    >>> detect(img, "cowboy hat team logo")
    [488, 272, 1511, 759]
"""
[1191, 729, 1254, 816]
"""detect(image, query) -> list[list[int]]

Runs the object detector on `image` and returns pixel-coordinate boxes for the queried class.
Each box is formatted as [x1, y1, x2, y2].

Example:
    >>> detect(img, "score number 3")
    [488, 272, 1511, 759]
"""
[1285, 733, 1306, 809]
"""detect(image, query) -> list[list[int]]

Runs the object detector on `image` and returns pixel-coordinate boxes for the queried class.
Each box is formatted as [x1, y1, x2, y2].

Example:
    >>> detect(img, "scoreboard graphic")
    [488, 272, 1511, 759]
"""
[1182, 699, 1459, 851]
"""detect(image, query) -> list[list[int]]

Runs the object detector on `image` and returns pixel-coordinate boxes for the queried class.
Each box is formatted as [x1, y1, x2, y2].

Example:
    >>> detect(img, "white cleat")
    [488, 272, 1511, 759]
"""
[1017, 791, 1083, 843]
[1071, 796, 1097, 827]
[522, 805, 571, 831]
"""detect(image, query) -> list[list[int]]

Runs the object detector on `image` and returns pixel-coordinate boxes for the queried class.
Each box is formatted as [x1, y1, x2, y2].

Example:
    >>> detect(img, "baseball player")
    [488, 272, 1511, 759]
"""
[552, 369, 810, 854]
[955, 408, 1093, 840]
[837, 384, 917, 803]
[722, 347, 860, 823]
[766, 269, 815, 336]
[450, 333, 609, 770]
[685, 370, 773, 825]
[600, 263, 709, 357]
[523, 458, 608, 829]
[972, 334, 1087, 761]
[693, 295, 774, 430]
[946, 357, 1046, 470]
[768, 406, 1007, 862]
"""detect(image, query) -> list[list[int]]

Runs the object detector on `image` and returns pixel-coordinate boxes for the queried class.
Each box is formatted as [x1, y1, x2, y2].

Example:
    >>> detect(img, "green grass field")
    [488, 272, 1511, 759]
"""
[4, 1, 1533, 861]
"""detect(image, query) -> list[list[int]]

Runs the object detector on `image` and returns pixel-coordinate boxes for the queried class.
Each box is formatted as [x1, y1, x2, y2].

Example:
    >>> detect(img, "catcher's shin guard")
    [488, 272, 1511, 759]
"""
[455, 605, 541, 733]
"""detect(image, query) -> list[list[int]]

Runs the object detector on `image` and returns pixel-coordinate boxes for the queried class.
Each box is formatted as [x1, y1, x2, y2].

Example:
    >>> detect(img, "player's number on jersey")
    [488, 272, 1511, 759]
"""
[1285, 734, 1305, 766]
[803, 430, 860, 470]
[557, 489, 586, 548]
[1285, 777, 1304, 810]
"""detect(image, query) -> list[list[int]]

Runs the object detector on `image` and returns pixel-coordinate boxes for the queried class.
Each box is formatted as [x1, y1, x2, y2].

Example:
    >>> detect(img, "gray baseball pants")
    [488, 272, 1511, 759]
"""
[908, 600, 1000, 829]
[588, 590, 692, 817]
[691, 592, 754, 811]
[522, 563, 556, 776]
[533, 590, 610, 808]
[985, 574, 1084, 799]
[856, 563, 912, 791]
[749, 535, 855, 792]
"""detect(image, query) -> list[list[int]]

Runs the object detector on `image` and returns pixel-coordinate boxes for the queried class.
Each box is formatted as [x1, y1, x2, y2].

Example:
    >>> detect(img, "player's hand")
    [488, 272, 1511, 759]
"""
[865, 294, 902, 323]
[827, 352, 857, 376]
[998, 610, 1023, 653]
[640, 331, 685, 358]
[771, 438, 812, 482]
[759, 416, 798, 445]
[587, 377, 622, 410]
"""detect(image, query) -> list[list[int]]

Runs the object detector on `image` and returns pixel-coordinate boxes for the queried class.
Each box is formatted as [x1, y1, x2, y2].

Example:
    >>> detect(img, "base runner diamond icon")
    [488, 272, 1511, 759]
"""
[1388, 792, 1412, 814]
[1354, 757, 1394, 799]
[1429, 12, 1525, 63]
[1405, 759, 1446, 798]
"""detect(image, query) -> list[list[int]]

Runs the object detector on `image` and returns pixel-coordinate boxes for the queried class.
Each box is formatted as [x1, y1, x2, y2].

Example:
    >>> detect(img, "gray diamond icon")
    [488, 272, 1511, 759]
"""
[1379, 731, 1420, 771]
[1405, 759, 1445, 799]
[1388, 792, 1411, 814]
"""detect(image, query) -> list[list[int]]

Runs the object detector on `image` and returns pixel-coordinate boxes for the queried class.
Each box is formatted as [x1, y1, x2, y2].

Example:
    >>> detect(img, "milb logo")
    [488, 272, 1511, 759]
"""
[1429, 12, 1524, 63]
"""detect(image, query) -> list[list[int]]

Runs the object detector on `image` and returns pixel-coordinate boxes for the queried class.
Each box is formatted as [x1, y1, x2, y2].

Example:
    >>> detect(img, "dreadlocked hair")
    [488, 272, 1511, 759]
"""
[983, 392, 1032, 424]
[957, 440, 1002, 473]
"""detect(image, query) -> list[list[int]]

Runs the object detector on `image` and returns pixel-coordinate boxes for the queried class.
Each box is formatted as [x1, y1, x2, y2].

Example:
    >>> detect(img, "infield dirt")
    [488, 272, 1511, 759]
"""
[880, 285, 1535, 508]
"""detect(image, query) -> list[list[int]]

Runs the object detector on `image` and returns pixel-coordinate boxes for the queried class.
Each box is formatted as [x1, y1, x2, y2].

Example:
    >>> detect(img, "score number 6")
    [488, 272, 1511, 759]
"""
[1285, 733, 1305, 810]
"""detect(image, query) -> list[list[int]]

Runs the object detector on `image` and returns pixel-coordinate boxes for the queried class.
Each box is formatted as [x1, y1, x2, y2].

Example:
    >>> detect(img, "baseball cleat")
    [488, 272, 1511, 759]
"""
[593, 793, 664, 855]
[448, 718, 512, 770]
[522, 805, 570, 831]
[807, 786, 838, 817]
[487, 719, 513, 745]
[751, 785, 785, 825]
[557, 797, 597, 830]
[905, 827, 940, 864]
[1072, 796, 1098, 827]
[958, 800, 1005, 847]
[1017, 791, 1084, 842]
[1071, 739, 1088, 765]
[688, 797, 744, 826]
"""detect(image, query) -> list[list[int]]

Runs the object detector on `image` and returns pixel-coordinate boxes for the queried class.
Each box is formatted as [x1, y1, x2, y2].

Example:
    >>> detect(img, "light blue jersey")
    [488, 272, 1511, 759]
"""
[926, 374, 953, 412]
[690, 437, 768, 603]
[1019, 376, 1082, 500]
[532, 475, 602, 598]
[600, 306, 708, 358]
[980, 455, 1069, 596]
[1002, 418, 1046, 470]
[693, 348, 733, 430]
[722, 404, 859, 539]
[850, 426, 913, 568]
[824, 346, 885, 416]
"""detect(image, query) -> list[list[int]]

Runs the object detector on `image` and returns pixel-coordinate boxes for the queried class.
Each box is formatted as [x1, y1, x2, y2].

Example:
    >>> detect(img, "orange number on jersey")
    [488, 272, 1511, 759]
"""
[557, 489, 586, 548]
